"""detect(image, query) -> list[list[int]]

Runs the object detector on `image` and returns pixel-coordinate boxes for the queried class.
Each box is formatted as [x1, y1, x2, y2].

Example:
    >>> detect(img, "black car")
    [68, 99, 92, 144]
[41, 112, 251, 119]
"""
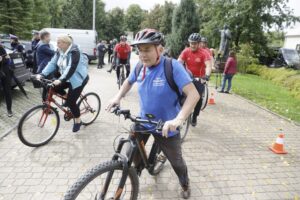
[271, 48, 300, 70]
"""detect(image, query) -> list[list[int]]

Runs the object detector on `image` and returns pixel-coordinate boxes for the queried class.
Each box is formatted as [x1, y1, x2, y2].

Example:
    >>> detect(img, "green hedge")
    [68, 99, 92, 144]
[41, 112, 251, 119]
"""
[243, 64, 300, 100]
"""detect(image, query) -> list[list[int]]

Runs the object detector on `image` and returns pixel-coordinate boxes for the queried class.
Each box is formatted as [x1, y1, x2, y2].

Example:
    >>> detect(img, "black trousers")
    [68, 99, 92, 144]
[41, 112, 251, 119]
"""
[0, 71, 12, 111]
[108, 52, 112, 63]
[116, 58, 130, 79]
[54, 77, 88, 118]
[98, 52, 105, 66]
[133, 124, 189, 187]
[193, 80, 205, 117]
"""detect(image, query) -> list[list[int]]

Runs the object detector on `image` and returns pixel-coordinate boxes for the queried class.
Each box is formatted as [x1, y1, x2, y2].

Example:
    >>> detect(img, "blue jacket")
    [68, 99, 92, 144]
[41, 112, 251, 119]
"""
[41, 44, 88, 89]
[36, 42, 55, 73]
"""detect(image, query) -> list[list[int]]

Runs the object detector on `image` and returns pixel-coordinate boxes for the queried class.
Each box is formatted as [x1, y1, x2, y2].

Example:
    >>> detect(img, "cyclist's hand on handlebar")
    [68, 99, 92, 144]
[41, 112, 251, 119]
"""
[162, 118, 183, 138]
[106, 97, 121, 112]
[53, 79, 61, 86]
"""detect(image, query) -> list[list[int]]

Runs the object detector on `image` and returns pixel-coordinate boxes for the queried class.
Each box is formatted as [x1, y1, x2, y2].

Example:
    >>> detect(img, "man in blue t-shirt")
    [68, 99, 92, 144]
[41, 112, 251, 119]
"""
[107, 29, 200, 199]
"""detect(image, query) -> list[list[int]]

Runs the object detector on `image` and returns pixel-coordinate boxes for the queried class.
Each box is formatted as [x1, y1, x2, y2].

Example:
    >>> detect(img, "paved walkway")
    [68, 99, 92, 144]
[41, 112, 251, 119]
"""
[0, 55, 299, 200]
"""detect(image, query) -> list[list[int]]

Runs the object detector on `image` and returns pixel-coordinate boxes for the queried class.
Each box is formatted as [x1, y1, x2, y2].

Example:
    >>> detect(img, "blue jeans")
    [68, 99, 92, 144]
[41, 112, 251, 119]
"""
[221, 74, 234, 92]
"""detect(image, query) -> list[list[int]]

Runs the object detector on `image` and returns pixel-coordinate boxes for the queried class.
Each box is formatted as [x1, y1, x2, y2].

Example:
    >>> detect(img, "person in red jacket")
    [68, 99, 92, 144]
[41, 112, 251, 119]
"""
[219, 51, 237, 93]
[107, 35, 131, 83]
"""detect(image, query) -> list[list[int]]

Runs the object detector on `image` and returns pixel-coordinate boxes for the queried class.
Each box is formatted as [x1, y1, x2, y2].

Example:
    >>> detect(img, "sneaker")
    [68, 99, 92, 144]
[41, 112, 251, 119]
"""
[191, 115, 197, 127]
[107, 69, 112, 73]
[72, 122, 82, 132]
[218, 90, 224, 93]
[7, 110, 13, 117]
[224, 91, 230, 94]
[181, 185, 191, 199]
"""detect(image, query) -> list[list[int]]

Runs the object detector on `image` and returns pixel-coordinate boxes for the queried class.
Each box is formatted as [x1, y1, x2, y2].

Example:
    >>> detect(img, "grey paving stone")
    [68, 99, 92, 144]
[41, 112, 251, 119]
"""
[0, 54, 299, 199]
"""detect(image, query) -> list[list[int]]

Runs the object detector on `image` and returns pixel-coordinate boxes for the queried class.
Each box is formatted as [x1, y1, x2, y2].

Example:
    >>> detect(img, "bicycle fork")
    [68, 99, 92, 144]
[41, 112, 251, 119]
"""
[100, 137, 136, 200]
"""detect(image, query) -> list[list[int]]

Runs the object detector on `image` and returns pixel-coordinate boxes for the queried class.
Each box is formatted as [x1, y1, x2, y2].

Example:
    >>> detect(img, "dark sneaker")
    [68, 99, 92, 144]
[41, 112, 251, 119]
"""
[72, 122, 82, 132]
[191, 115, 197, 127]
[181, 185, 191, 199]
[107, 69, 112, 73]
[7, 110, 13, 117]
[218, 90, 224, 93]
[224, 91, 230, 94]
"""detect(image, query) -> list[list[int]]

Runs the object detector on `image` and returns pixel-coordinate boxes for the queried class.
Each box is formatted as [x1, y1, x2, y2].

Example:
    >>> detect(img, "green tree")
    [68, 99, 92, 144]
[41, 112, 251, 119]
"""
[160, 1, 176, 35]
[125, 4, 145, 35]
[196, 0, 299, 53]
[32, 0, 50, 30]
[141, 4, 163, 30]
[62, 0, 94, 29]
[167, 0, 199, 57]
[0, 0, 34, 39]
[95, 0, 106, 40]
[103, 7, 126, 40]
[46, 0, 65, 28]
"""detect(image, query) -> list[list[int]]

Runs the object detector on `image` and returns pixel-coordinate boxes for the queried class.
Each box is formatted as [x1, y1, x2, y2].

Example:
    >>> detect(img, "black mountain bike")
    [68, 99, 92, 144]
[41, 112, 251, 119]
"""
[64, 107, 169, 200]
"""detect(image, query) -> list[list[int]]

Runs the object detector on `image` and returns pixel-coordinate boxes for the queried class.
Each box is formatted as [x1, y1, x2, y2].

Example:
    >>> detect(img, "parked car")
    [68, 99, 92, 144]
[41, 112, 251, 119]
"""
[259, 47, 300, 70]
[270, 48, 300, 70]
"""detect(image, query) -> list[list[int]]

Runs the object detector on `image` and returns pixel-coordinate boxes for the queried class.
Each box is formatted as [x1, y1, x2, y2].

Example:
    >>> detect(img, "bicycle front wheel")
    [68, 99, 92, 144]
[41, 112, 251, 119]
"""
[180, 114, 191, 142]
[64, 160, 139, 200]
[78, 92, 101, 125]
[18, 105, 60, 147]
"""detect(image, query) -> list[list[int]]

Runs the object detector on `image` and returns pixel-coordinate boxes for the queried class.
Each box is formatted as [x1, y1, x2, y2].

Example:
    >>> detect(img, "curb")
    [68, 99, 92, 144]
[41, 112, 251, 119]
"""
[0, 124, 18, 140]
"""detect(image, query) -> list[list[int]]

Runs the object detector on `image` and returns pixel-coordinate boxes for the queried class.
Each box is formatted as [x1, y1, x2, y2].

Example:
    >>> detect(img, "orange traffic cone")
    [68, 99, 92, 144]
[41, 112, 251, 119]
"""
[208, 92, 216, 105]
[269, 134, 287, 154]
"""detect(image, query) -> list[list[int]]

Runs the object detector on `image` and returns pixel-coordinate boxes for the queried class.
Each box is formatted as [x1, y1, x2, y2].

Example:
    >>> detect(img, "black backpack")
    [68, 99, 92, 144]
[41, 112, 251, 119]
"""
[135, 58, 204, 106]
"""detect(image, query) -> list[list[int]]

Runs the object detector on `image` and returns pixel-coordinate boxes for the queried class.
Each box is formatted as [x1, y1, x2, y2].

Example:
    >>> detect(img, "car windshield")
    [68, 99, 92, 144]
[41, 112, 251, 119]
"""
[281, 49, 300, 64]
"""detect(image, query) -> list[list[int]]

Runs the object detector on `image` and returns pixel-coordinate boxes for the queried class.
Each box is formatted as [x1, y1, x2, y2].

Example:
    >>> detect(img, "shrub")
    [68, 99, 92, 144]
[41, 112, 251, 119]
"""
[244, 64, 300, 100]
[236, 43, 259, 73]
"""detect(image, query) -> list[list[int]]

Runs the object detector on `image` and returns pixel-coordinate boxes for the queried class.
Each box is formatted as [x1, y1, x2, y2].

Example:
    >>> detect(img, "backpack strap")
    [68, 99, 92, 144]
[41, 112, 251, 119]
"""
[164, 57, 181, 98]
[134, 61, 144, 81]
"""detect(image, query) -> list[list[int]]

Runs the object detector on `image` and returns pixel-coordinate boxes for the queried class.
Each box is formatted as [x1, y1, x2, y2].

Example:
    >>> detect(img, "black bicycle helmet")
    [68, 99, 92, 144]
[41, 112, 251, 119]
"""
[120, 35, 127, 41]
[201, 37, 208, 43]
[188, 33, 201, 42]
[131, 29, 165, 46]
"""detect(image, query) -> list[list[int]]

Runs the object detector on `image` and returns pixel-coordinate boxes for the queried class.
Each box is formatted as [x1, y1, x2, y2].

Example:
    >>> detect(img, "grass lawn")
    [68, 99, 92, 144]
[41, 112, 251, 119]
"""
[211, 73, 300, 123]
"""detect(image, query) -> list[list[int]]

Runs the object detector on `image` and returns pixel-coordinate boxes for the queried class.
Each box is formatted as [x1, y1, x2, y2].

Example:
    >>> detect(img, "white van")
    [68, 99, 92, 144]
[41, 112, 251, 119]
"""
[43, 28, 98, 63]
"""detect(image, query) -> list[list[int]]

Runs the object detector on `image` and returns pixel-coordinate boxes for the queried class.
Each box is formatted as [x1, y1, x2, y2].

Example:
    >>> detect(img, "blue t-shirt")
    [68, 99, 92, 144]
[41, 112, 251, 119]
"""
[128, 56, 192, 137]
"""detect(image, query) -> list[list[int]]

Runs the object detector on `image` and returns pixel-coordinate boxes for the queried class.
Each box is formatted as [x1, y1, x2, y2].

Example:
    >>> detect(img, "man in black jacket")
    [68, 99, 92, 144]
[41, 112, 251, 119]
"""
[97, 40, 106, 69]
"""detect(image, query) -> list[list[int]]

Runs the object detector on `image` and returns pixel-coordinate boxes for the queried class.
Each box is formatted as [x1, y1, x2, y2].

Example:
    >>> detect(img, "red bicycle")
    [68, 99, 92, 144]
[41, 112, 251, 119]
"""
[17, 76, 101, 147]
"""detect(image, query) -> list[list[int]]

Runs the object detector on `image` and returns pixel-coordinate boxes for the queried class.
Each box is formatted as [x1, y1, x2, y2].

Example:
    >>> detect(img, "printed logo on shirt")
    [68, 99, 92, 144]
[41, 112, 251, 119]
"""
[153, 77, 165, 87]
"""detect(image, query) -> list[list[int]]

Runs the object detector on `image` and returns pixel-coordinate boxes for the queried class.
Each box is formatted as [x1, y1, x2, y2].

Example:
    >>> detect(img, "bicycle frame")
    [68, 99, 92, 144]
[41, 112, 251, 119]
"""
[101, 128, 156, 200]
[39, 85, 90, 127]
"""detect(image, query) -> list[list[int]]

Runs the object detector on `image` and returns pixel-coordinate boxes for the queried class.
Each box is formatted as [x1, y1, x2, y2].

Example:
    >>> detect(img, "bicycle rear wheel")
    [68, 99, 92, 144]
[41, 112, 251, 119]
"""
[64, 160, 139, 200]
[78, 92, 101, 125]
[201, 84, 209, 111]
[18, 105, 60, 147]
[179, 114, 191, 142]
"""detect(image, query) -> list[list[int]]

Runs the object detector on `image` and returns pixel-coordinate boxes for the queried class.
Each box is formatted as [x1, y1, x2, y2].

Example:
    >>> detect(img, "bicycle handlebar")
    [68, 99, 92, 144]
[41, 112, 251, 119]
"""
[112, 106, 164, 131]
[30, 75, 55, 88]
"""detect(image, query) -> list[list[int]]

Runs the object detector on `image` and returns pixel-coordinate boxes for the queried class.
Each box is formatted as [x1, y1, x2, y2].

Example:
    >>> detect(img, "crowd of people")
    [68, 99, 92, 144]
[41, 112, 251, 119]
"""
[0, 27, 237, 199]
